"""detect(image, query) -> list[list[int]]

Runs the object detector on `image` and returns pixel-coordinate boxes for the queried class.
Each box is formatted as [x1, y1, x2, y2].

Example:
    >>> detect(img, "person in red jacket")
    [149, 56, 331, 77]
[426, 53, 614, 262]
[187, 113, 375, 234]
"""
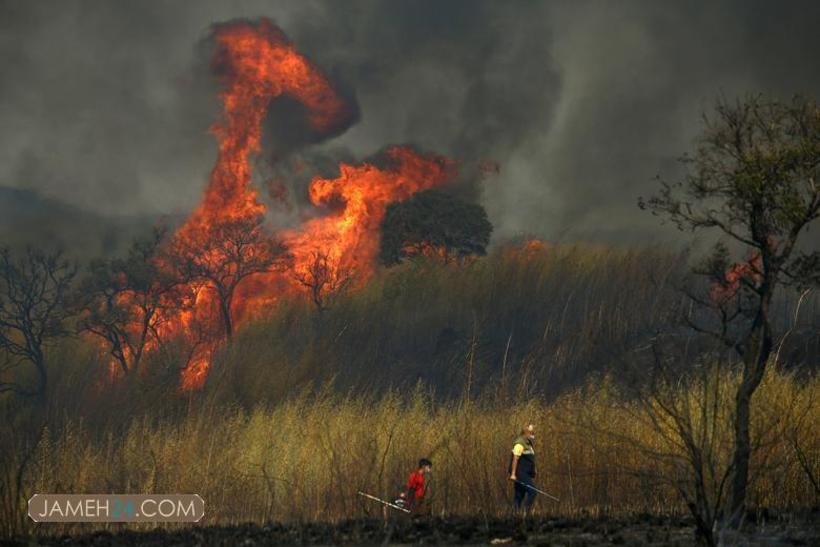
[405, 458, 432, 513]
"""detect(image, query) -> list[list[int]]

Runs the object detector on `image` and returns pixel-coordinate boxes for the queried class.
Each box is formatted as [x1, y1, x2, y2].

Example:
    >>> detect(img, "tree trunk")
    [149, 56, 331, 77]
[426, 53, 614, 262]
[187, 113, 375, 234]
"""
[33, 350, 47, 403]
[132, 308, 153, 372]
[727, 310, 772, 524]
[220, 293, 233, 341]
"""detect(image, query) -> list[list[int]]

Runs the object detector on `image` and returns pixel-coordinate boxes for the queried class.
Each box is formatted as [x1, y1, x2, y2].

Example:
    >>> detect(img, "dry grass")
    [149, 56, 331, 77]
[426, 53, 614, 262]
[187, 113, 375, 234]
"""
[1, 243, 817, 538]
[7, 367, 816, 536]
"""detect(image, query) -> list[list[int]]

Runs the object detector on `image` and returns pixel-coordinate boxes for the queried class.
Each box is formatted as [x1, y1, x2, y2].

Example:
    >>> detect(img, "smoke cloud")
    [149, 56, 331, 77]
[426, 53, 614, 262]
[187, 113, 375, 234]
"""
[1, 1, 819, 244]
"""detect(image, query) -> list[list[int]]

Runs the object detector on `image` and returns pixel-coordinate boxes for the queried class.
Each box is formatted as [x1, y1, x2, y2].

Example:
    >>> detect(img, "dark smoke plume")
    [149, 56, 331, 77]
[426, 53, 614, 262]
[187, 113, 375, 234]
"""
[1, 1, 819, 245]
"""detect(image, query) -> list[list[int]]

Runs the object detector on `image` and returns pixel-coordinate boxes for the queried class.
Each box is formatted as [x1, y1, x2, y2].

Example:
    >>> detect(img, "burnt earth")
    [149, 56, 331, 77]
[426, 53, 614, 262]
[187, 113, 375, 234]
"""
[12, 513, 820, 546]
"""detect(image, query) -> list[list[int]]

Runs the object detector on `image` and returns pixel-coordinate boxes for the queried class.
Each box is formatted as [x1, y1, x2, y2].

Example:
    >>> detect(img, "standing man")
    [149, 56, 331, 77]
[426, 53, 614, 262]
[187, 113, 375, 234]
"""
[509, 424, 537, 512]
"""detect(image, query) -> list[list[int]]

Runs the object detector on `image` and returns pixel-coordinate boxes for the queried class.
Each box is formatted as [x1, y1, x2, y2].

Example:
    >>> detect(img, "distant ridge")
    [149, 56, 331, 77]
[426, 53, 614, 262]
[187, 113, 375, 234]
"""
[0, 186, 178, 259]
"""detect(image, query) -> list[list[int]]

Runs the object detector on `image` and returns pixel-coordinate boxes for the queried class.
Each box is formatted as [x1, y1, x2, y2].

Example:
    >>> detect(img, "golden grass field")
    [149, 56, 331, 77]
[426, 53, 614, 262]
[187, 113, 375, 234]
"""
[1, 245, 817, 541]
[13, 367, 816, 534]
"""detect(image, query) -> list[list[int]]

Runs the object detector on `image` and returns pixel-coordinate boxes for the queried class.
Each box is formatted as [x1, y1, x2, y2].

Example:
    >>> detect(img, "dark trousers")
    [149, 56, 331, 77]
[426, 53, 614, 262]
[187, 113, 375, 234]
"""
[513, 475, 536, 510]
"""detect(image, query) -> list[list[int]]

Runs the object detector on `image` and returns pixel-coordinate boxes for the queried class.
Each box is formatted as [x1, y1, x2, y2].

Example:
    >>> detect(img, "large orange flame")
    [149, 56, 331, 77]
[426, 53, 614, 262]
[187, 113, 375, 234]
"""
[161, 19, 456, 389]
[285, 147, 454, 278]
[184, 18, 350, 233]
[172, 19, 354, 389]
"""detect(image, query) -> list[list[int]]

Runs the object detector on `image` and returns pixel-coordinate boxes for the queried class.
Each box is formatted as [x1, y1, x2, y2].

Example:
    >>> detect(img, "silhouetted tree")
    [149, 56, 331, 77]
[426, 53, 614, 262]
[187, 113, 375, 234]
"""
[170, 215, 289, 340]
[379, 190, 492, 266]
[0, 248, 76, 399]
[639, 94, 820, 523]
[79, 227, 192, 375]
[293, 251, 352, 312]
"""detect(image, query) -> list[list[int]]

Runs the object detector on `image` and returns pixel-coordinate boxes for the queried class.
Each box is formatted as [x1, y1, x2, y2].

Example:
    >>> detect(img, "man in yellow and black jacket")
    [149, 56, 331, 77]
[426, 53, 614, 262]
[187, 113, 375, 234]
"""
[508, 424, 537, 511]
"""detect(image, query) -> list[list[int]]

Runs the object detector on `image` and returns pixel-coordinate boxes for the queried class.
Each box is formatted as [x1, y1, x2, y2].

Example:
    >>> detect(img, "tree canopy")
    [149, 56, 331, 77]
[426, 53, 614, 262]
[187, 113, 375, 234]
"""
[379, 190, 493, 266]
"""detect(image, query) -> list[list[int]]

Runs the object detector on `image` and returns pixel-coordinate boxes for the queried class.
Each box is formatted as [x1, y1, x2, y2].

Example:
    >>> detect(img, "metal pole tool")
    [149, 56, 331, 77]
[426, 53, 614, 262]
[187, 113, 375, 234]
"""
[515, 480, 560, 502]
[357, 491, 412, 513]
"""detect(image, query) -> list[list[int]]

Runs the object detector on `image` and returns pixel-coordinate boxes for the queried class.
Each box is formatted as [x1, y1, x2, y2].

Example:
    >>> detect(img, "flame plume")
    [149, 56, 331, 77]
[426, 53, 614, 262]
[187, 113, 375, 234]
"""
[286, 147, 454, 279]
[161, 19, 455, 389]
[184, 18, 350, 233]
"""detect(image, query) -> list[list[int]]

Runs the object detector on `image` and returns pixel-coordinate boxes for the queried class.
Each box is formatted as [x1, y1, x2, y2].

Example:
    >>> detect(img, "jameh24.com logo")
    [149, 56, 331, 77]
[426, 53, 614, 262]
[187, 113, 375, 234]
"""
[28, 494, 204, 523]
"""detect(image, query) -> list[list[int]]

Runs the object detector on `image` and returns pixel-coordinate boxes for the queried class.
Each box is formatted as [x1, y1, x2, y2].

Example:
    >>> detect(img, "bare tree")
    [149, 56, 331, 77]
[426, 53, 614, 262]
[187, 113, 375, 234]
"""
[585, 333, 805, 547]
[170, 215, 289, 340]
[630, 360, 733, 546]
[0, 248, 76, 399]
[79, 227, 193, 376]
[293, 251, 352, 312]
[639, 95, 820, 521]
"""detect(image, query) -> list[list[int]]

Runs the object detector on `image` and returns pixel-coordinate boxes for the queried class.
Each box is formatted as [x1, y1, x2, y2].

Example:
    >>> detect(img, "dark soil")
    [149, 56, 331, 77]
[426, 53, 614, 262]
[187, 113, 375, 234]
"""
[10, 513, 820, 546]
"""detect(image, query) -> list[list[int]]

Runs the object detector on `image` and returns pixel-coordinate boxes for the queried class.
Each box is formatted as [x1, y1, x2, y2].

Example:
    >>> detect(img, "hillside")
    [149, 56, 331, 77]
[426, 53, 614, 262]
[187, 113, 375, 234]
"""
[0, 186, 171, 259]
[199, 244, 819, 406]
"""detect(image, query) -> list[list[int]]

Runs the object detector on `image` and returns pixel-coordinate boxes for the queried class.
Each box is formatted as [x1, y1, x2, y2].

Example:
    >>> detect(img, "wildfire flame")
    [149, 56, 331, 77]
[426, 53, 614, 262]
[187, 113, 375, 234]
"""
[158, 19, 456, 389]
[285, 147, 453, 278]
[710, 253, 762, 303]
[183, 18, 350, 233]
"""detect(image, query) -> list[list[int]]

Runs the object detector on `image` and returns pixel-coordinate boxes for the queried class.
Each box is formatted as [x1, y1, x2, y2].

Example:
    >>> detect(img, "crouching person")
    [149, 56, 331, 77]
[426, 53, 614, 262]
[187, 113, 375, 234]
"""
[405, 458, 432, 514]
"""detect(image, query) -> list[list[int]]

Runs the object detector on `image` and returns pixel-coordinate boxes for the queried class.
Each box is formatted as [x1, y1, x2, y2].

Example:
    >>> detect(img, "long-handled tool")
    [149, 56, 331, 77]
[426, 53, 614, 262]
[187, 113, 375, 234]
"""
[515, 480, 560, 502]
[357, 491, 411, 513]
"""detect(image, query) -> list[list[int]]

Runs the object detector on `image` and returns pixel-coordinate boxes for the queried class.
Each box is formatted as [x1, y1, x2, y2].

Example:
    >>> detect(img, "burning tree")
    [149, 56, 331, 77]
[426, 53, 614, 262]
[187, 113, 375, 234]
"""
[79, 227, 192, 376]
[152, 18, 354, 388]
[170, 214, 289, 341]
[147, 20, 454, 388]
[0, 248, 76, 399]
[293, 251, 352, 312]
[379, 190, 492, 266]
[640, 95, 820, 523]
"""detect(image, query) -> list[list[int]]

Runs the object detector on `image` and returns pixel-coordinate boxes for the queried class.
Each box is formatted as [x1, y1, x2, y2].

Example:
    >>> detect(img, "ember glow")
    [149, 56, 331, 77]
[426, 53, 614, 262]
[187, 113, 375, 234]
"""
[710, 253, 763, 303]
[155, 19, 456, 389]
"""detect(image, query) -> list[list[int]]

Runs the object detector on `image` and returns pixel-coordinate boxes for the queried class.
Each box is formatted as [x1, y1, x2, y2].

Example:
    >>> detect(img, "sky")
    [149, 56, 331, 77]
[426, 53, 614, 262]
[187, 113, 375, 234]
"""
[1, 0, 819, 244]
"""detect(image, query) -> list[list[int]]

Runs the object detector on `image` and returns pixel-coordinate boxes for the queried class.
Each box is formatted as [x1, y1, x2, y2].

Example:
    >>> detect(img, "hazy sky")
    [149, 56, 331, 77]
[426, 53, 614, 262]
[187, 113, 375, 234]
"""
[1, 0, 819, 243]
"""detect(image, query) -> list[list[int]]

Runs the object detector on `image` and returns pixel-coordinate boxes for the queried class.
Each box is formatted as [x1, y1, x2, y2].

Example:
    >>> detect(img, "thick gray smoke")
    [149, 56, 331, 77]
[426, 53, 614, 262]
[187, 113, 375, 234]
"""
[1, 0, 819, 245]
